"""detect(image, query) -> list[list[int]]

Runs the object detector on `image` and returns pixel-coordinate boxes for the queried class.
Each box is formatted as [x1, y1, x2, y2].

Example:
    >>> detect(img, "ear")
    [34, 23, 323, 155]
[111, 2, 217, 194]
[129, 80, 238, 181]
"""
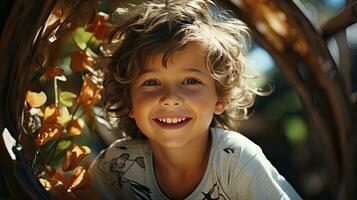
[128, 108, 134, 118]
[214, 101, 225, 115]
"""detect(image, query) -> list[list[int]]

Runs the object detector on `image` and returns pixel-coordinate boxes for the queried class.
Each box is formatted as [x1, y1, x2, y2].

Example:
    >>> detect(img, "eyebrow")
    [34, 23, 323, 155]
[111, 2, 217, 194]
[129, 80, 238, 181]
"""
[141, 67, 208, 74]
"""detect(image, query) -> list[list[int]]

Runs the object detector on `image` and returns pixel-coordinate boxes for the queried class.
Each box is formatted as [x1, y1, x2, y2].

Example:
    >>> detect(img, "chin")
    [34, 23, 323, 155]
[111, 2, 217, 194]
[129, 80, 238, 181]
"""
[160, 142, 185, 149]
[151, 139, 187, 149]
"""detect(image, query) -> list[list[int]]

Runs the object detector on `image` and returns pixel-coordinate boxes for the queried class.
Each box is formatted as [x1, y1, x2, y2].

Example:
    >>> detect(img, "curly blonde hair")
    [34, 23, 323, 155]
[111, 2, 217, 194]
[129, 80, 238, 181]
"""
[103, 0, 262, 138]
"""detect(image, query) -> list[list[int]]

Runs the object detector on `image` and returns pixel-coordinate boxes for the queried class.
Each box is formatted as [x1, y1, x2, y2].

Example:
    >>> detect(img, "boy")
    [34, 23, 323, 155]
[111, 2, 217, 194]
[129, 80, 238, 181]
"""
[88, 0, 302, 199]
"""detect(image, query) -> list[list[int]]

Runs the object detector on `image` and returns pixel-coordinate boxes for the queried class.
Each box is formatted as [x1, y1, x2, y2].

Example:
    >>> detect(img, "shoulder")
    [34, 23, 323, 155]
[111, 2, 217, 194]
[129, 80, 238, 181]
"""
[100, 138, 148, 159]
[100, 139, 147, 157]
[89, 138, 148, 173]
[210, 128, 302, 200]
[88, 139, 148, 181]
[88, 139, 150, 199]
[108, 138, 148, 152]
[211, 127, 262, 166]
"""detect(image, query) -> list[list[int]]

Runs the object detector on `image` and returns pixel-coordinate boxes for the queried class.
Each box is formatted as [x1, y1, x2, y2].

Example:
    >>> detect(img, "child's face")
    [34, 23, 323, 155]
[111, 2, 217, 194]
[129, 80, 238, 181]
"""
[129, 42, 224, 148]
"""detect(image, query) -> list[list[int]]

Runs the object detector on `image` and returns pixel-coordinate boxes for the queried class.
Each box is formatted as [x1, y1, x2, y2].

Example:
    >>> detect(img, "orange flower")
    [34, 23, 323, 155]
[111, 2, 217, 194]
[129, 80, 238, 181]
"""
[39, 178, 53, 191]
[43, 105, 61, 124]
[40, 66, 65, 81]
[25, 90, 47, 108]
[62, 143, 91, 171]
[66, 119, 84, 136]
[48, 184, 78, 200]
[82, 105, 95, 126]
[40, 166, 65, 190]
[40, 170, 71, 198]
[86, 12, 113, 40]
[44, 165, 57, 177]
[78, 0, 100, 24]
[77, 75, 102, 106]
[70, 50, 95, 72]
[67, 166, 90, 190]
[35, 123, 64, 146]
[35, 105, 71, 146]
[43, 104, 70, 125]
[40, 166, 98, 199]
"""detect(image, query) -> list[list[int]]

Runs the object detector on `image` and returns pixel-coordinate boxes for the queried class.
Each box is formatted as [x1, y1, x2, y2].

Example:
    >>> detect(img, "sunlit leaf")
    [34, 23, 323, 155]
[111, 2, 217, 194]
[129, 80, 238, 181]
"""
[44, 165, 56, 177]
[57, 140, 72, 151]
[26, 91, 47, 108]
[39, 178, 52, 191]
[35, 124, 64, 146]
[45, 0, 72, 30]
[70, 50, 95, 72]
[35, 105, 71, 146]
[43, 105, 61, 124]
[45, 170, 68, 195]
[86, 12, 113, 40]
[78, 0, 99, 24]
[62, 143, 91, 171]
[42, 17, 61, 42]
[42, 0, 78, 43]
[67, 166, 89, 190]
[43, 105, 70, 125]
[83, 105, 95, 126]
[73, 27, 94, 50]
[86, 37, 101, 55]
[77, 75, 102, 106]
[44, 167, 97, 199]
[60, 91, 77, 107]
[67, 119, 84, 136]
[58, 106, 71, 125]
[40, 66, 65, 81]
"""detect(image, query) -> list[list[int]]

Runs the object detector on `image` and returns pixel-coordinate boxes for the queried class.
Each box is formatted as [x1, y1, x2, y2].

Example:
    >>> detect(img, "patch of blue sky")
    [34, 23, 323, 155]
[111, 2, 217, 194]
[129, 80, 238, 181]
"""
[247, 47, 275, 73]
[324, 0, 345, 9]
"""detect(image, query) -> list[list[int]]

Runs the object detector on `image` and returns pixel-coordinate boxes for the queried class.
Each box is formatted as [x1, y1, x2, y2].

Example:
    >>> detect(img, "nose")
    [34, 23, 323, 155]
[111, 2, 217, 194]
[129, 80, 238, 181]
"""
[160, 88, 184, 107]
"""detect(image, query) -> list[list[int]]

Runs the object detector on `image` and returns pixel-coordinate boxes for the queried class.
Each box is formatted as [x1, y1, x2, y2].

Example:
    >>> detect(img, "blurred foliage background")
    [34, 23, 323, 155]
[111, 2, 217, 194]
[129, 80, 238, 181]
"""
[239, 0, 356, 199]
[0, 0, 355, 199]
[34, 0, 357, 199]
[94, 1, 356, 199]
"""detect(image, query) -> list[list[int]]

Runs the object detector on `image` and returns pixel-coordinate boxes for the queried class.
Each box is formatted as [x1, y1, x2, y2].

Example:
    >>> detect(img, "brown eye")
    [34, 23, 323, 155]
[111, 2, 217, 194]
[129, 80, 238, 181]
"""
[182, 78, 201, 85]
[142, 79, 160, 86]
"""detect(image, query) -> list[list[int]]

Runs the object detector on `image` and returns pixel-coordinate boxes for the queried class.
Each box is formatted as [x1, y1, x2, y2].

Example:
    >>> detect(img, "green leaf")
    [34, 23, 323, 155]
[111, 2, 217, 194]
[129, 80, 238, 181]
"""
[57, 140, 72, 151]
[60, 91, 77, 107]
[283, 116, 307, 146]
[87, 37, 101, 55]
[73, 27, 94, 50]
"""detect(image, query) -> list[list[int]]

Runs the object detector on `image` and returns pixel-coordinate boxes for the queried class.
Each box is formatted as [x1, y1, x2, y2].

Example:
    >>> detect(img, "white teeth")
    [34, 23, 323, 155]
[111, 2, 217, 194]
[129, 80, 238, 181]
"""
[157, 117, 187, 124]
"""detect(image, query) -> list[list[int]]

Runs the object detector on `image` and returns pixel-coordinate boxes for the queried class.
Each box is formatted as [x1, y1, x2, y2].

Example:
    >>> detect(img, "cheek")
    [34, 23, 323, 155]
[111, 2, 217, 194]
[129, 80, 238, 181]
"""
[131, 90, 160, 112]
[184, 89, 218, 110]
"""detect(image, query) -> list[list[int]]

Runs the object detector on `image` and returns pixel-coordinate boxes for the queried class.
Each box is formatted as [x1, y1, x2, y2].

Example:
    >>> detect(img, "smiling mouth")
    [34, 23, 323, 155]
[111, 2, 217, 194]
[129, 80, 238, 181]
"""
[153, 117, 192, 129]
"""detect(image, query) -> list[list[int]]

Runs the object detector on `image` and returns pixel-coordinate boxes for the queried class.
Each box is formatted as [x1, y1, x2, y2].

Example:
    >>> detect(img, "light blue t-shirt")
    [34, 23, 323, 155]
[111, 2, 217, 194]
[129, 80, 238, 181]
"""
[88, 127, 302, 200]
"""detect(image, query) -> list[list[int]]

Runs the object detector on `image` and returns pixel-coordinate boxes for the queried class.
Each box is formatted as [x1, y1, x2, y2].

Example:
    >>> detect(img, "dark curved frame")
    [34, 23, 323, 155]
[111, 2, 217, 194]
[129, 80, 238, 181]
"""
[0, 0, 355, 199]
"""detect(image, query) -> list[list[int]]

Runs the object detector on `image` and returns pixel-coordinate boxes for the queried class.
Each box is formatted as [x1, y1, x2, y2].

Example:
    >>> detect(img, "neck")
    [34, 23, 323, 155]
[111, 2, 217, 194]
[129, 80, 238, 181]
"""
[150, 131, 212, 177]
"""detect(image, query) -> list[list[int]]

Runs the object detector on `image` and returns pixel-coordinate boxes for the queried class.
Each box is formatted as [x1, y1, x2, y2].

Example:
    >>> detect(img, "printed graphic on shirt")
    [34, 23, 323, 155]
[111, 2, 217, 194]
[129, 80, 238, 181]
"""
[223, 145, 235, 154]
[201, 183, 229, 200]
[97, 146, 152, 199]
